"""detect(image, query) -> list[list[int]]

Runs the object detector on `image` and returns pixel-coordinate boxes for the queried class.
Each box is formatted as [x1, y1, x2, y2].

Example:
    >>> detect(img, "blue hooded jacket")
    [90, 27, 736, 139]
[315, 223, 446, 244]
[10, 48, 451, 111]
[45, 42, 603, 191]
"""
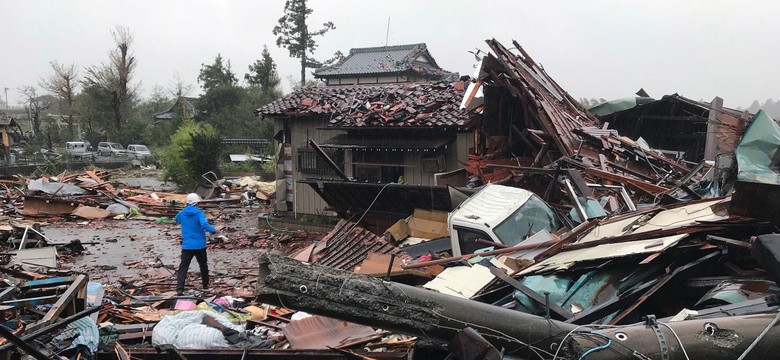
[175, 204, 217, 250]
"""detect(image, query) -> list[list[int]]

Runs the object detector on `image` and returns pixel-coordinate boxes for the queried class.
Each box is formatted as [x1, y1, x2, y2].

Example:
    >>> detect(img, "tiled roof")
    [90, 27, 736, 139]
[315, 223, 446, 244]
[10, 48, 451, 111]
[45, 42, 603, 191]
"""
[258, 81, 476, 129]
[311, 219, 408, 271]
[314, 43, 449, 78]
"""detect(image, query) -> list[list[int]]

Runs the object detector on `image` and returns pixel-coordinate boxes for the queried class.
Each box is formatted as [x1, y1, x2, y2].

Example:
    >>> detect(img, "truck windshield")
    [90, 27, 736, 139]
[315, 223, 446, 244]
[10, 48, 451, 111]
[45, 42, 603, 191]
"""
[493, 195, 560, 246]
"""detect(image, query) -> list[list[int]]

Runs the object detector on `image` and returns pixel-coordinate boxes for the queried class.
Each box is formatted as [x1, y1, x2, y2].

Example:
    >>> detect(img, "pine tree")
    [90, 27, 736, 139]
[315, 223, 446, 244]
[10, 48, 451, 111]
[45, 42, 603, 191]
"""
[273, 0, 335, 86]
[245, 46, 281, 97]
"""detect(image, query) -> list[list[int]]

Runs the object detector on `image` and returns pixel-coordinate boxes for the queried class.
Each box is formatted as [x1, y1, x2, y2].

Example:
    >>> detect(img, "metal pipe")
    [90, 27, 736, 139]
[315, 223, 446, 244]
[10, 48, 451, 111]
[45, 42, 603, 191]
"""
[402, 239, 558, 269]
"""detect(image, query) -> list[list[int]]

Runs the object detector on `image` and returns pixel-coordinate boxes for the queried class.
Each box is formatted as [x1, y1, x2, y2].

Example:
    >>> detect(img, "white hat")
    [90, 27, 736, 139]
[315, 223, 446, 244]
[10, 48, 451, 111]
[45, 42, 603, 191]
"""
[186, 193, 202, 205]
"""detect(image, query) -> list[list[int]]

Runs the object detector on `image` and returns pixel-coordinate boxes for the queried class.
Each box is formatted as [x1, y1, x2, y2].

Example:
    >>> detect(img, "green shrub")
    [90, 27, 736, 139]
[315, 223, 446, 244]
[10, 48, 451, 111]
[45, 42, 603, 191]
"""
[160, 118, 220, 190]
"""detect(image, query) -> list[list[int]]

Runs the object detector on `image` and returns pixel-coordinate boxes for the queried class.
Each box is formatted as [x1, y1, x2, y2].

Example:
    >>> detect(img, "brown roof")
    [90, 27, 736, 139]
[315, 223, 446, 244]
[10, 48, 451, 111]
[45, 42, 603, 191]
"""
[258, 81, 476, 129]
[310, 219, 408, 271]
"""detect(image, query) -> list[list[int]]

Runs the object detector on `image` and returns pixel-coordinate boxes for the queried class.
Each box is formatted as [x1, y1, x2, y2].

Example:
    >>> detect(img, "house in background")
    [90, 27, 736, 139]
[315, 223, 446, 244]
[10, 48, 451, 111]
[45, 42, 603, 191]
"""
[258, 43, 475, 217]
[313, 43, 456, 85]
[0, 116, 19, 148]
[153, 97, 202, 121]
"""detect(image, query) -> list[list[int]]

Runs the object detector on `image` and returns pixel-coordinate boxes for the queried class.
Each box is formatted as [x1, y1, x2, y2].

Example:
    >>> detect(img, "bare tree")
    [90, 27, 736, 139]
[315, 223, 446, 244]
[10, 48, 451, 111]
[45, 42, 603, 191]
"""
[40, 61, 79, 138]
[18, 86, 51, 138]
[83, 26, 137, 133]
[168, 72, 194, 99]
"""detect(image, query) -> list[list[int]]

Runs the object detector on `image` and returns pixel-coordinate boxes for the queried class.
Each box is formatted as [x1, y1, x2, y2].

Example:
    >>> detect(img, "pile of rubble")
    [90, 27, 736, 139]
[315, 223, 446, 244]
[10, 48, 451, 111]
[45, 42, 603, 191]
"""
[250, 39, 780, 360]
[8, 37, 780, 360]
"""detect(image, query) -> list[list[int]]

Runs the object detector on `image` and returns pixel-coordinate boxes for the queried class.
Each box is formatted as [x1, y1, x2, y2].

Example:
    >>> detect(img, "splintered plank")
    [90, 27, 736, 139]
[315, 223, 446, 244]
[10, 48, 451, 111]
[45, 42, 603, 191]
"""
[85, 170, 117, 194]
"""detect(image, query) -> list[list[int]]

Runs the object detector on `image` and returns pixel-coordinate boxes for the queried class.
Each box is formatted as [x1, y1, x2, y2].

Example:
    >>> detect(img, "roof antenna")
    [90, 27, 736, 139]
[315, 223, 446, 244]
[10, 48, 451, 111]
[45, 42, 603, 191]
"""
[385, 17, 390, 47]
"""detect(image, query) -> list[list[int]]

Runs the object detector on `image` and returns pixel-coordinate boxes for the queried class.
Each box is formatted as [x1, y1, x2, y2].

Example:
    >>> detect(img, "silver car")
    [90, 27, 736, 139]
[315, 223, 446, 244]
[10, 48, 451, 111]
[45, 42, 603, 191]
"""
[97, 142, 127, 157]
[127, 144, 152, 159]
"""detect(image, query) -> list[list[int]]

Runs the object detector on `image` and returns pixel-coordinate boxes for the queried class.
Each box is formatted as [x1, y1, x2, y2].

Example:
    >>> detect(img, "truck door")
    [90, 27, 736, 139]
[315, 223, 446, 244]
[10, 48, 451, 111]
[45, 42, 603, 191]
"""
[453, 226, 495, 255]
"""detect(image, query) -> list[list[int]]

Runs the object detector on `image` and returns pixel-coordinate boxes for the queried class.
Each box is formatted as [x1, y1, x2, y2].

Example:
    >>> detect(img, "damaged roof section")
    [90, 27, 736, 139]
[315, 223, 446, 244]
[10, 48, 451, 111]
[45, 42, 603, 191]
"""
[473, 38, 600, 156]
[258, 82, 476, 129]
[304, 219, 408, 271]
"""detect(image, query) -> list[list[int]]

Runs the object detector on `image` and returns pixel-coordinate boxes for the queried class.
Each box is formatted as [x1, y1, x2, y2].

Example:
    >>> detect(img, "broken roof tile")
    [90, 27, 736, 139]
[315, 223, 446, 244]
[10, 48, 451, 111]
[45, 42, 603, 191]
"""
[258, 82, 477, 129]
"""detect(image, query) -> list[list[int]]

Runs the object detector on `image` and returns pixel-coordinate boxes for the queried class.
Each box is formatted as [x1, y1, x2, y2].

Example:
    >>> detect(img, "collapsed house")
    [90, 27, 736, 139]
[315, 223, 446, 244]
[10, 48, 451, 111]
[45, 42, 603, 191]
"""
[6, 37, 780, 360]
[250, 38, 780, 359]
[592, 93, 751, 162]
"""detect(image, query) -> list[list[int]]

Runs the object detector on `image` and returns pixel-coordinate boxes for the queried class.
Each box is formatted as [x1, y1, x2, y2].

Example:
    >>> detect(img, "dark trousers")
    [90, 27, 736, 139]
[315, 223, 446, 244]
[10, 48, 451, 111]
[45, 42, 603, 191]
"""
[176, 249, 209, 292]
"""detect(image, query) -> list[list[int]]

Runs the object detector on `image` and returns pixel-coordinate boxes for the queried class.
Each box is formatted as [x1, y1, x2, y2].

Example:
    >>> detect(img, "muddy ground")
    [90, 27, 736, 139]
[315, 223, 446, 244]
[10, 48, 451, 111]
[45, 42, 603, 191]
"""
[41, 205, 321, 295]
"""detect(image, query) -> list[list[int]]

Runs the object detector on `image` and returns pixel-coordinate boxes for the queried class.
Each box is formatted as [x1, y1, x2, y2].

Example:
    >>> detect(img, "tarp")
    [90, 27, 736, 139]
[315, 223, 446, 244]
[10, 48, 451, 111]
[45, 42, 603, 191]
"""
[736, 110, 780, 184]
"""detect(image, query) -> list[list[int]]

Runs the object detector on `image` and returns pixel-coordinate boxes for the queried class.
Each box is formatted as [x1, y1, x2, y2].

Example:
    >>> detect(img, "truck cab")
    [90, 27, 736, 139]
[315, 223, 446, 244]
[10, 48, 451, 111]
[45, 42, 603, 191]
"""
[449, 184, 561, 256]
[65, 141, 93, 159]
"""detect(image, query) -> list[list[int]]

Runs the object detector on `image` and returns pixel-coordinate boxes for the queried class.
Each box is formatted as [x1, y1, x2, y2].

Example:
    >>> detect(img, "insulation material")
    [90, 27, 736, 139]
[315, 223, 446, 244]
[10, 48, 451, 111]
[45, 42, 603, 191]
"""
[72, 205, 112, 219]
[238, 177, 278, 200]
[424, 264, 495, 298]
[577, 199, 727, 244]
[519, 235, 686, 275]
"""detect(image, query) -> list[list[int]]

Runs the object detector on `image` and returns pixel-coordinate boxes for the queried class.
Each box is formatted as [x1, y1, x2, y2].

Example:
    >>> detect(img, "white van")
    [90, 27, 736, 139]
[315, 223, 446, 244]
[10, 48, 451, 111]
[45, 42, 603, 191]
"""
[65, 141, 92, 158]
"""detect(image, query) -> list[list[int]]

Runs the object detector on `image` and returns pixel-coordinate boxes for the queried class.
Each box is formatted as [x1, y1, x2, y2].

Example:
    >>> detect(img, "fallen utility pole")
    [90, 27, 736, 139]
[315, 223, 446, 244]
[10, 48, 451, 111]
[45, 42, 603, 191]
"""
[256, 253, 576, 358]
[258, 254, 780, 360]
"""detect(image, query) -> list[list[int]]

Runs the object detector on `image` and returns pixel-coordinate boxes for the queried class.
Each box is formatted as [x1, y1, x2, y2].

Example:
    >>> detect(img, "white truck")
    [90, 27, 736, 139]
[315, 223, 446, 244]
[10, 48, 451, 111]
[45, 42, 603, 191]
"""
[448, 184, 561, 256]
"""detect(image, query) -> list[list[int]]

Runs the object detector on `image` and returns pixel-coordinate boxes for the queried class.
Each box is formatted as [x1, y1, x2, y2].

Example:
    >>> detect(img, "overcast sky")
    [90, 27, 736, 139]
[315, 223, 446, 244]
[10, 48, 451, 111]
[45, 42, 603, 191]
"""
[2, 0, 779, 108]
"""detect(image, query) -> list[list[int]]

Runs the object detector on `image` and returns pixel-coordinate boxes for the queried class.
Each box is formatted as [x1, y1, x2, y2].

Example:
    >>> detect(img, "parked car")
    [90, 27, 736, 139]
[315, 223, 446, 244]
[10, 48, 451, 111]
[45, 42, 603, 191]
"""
[127, 144, 152, 159]
[65, 141, 94, 159]
[97, 142, 127, 157]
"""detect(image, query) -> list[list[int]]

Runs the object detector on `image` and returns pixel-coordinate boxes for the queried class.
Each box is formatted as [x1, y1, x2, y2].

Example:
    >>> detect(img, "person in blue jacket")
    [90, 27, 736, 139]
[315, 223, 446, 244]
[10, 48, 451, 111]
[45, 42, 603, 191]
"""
[175, 193, 218, 295]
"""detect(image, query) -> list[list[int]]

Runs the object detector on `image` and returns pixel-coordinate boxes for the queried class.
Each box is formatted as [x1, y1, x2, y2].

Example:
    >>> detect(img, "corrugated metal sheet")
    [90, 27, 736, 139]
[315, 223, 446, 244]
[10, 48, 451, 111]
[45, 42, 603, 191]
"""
[449, 183, 534, 229]
[283, 315, 376, 350]
[312, 219, 408, 271]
